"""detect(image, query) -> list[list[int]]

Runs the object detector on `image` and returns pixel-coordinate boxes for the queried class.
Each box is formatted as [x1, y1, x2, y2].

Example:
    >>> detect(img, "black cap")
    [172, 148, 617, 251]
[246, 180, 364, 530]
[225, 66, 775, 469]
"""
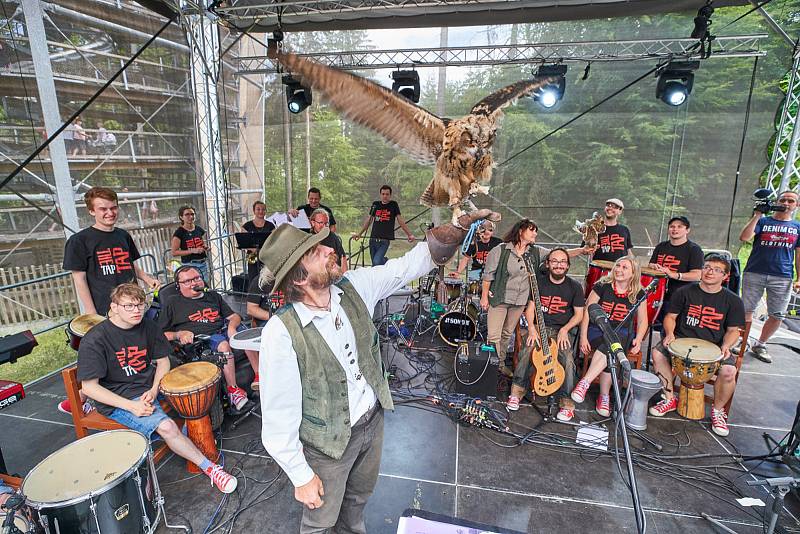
[668, 216, 691, 228]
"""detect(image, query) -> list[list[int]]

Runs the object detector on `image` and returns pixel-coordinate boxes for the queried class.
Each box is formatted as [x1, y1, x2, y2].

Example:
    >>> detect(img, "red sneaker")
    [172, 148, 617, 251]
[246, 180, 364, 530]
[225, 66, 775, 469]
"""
[58, 399, 94, 415]
[204, 463, 237, 493]
[227, 387, 248, 410]
[571, 379, 590, 404]
[649, 397, 678, 417]
[595, 394, 611, 417]
[251, 373, 260, 391]
[556, 406, 574, 422]
[506, 396, 520, 412]
[711, 408, 729, 437]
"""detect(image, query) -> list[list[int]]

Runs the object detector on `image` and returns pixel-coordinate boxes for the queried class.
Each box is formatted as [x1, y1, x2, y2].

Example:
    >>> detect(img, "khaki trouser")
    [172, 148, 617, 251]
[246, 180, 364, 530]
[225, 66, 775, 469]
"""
[486, 303, 526, 366]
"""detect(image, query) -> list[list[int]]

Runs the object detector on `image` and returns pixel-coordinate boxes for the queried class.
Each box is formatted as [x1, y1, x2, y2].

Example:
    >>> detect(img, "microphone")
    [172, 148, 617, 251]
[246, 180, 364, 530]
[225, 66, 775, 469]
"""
[587, 303, 631, 375]
[191, 285, 207, 293]
[643, 277, 659, 293]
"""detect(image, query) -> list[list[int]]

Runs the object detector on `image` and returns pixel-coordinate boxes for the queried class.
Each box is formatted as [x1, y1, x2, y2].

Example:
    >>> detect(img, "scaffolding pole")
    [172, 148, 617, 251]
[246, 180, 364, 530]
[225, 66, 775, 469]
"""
[768, 48, 800, 193]
[184, 5, 235, 290]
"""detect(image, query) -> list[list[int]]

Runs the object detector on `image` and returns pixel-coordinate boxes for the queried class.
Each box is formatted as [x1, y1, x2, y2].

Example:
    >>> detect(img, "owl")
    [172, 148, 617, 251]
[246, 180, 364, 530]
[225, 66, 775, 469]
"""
[268, 42, 554, 225]
[574, 212, 606, 247]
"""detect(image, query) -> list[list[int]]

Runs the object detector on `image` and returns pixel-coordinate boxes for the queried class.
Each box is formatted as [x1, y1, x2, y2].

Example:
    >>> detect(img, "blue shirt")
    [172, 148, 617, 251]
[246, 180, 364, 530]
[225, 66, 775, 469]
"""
[744, 216, 800, 278]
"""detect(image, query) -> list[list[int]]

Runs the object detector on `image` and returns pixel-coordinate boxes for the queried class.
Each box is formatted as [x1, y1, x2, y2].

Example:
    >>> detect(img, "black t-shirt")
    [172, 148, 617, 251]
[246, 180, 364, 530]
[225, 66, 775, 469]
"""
[369, 200, 401, 240]
[536, 275, 586, 329]
[158, 291, 234, 336]
[591, 224, 633, 262]
[592, 282, 646, 328]
[63, 226, 141, 315]
[669, 283, 745, 346]
[173, 226, 207, 263]
[466, 237, 503, 271]
[77, 319, 171, 416]
[321, 231, 346, 261]
[649, 240, 705, 299]
[298, 204, 336, 227]
[246, 275, 270, 309]
[242, 220, 275, 235]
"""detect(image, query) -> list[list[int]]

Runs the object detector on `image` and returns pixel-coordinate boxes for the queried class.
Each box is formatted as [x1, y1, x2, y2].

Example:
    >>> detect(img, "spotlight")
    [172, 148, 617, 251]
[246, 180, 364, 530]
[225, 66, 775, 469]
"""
[656, 61, 698, 107]
[391, 70, 420, 103]
[533, 64, 567, 109]
[283, 75, 312, 114]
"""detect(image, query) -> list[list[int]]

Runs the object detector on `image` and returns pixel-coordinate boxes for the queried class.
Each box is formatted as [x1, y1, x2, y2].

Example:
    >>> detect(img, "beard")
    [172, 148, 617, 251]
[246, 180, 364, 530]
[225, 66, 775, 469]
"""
[549, 271, 567, 281]
[307, 254, 343, 290]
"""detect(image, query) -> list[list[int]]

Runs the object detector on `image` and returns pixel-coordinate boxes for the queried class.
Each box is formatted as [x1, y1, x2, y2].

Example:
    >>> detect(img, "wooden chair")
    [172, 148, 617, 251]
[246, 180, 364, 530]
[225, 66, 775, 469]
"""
[702, 323, 751, 416]
[61, 366, 182, 464]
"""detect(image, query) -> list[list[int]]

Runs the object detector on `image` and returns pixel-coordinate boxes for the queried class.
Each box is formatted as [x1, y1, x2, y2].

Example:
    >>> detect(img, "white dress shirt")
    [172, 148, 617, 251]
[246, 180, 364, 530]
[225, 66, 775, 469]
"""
[259, 242, 435, 486]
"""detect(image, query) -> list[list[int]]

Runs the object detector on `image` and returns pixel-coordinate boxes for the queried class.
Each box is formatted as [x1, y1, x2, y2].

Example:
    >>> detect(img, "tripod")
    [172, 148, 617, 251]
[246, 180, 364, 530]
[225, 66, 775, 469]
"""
[702, 476, 799, 534]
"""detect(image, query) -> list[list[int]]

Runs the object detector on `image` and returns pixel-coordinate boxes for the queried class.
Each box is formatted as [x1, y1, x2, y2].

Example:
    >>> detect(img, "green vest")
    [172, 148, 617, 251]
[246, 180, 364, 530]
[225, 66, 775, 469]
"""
[489, 245, 540, 306]
[275, 278, 394, 460]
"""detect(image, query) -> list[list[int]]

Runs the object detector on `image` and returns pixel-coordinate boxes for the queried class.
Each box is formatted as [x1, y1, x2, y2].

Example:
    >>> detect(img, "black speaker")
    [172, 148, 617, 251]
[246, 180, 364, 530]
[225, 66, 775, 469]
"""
[454, 344, 498, 399]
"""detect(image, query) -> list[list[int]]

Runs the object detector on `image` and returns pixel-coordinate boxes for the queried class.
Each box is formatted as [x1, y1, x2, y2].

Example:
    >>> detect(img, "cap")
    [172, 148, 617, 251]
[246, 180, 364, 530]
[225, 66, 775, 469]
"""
[668, 215, 691, 228]
[605, 198, 624, 209]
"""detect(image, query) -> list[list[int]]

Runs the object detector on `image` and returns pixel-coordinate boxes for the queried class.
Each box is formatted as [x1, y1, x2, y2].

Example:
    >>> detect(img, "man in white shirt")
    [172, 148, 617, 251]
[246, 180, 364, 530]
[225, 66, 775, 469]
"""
[257, 209, 498, 533]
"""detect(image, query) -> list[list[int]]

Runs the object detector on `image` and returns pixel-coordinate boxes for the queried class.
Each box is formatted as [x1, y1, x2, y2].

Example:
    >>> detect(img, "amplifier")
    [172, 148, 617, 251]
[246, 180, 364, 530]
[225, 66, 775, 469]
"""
[454, 344, 498, 400]
[0, 380, 24, 410]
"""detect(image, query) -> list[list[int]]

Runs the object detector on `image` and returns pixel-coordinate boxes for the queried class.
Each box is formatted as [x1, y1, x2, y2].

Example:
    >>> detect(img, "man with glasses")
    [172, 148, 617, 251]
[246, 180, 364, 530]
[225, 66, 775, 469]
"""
[589, 198, 634, 262]
[648, 254, 745, 436]
[455, 220, 502, 283]
[78, 283, 238, 493]
[738, 190, 800, 363]
[310, 209, 348, 272]
[158, 266, 251, 410]
[507, 248, 585, 421]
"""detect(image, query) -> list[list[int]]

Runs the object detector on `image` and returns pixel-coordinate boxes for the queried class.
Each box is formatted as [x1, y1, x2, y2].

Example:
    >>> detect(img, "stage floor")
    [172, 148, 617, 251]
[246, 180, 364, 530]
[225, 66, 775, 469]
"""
[2, 312, 800, 533]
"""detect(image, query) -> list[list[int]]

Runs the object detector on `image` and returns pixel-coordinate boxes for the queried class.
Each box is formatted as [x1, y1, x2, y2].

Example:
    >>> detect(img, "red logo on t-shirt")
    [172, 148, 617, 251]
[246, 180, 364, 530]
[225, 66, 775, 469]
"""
[188, 308, 220, 323]
[599, 234, 626, 253]
[186, 237, 204, 249]
[685, 304, 723, 331]
[474, 250, 490, 265]
[541, 295, 568, 315]
[96, 247, 132, 276]
[656, 254, 681, 270]
[374, 209, 392, 223]
[115, 346, 148, 376]
[600, 300, 630, 322]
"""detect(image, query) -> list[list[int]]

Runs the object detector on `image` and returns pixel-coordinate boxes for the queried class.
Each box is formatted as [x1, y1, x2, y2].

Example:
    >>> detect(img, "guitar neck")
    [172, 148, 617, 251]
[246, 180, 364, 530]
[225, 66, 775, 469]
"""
[524, 256, 551, 357]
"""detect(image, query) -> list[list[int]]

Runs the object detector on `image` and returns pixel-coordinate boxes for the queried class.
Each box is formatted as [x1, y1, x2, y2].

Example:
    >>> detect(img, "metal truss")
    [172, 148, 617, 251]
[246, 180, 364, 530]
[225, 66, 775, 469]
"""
[766, 48, 800, 193]
[237, 34, 767, 74]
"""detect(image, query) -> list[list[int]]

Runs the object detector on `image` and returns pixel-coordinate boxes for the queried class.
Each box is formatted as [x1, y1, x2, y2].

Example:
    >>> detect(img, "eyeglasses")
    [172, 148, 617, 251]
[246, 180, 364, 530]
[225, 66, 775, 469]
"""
[701, 265, 727, 275]
[179, 276, 202, 285]
[549, 260, 569, 265]
[310, 219, 328, 226]
[778, 198, 797, 204]
[118, 302, 146, 312]
[605, 203, 622, 209]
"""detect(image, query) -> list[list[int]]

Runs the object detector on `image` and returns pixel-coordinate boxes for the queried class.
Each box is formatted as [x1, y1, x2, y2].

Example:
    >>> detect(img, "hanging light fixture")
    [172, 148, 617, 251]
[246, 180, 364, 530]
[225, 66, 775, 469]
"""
[283, 75, 312, 114]
[533, 64, 567, 109]
[391, 70, 420, 103]
[656, 61, 699, 107]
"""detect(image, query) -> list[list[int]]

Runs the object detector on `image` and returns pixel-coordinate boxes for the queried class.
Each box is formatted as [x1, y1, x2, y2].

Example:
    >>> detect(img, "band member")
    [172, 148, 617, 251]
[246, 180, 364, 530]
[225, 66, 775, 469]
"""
[353, 185, 416, 266]
[648, 254, 745, 436]
[295, 187, 337, 232]
[257, 210, 493, 533]
[455, 220, 502, 281]
[171, 206, 208, 281]
[78, 284, 237, 493]
[243, 200, 275, 282]
[648, 216, 704, 326]
[310, 209, 348, 272]
[158, 266, 251, 409]
[61, 186, 159, 415]
[589, 198, 634, 262]
[571, 256, 648, 417]
[508, 248, 585, 421]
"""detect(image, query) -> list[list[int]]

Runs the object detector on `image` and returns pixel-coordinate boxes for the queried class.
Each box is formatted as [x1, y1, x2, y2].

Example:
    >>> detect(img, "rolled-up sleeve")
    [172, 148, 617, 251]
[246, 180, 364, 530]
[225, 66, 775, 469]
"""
[482, 245, 503, 282]
[258, 317, 314, 487]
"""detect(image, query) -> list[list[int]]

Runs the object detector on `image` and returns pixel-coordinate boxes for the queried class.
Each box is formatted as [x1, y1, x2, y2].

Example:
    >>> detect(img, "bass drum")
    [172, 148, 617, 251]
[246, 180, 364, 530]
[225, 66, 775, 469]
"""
[439, 301, 479, 347]
[23, 429, 155, 534]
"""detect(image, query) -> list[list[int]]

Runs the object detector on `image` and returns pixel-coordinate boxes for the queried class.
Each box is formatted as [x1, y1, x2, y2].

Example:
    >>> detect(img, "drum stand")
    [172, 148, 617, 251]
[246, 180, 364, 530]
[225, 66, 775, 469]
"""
[702, 476, 799, 534]
[230, 400, 260, 430]
[145, 446, 190, 533]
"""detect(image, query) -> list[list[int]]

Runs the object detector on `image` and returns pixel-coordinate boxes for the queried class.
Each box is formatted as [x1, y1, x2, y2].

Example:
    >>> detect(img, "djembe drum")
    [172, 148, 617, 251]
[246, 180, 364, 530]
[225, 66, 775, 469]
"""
[669, 338, 722, 420]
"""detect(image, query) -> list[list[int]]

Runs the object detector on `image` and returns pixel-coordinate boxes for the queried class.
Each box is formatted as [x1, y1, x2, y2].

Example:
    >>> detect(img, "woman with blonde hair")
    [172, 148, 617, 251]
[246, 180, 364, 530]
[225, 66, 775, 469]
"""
[571, 256, 648, 417]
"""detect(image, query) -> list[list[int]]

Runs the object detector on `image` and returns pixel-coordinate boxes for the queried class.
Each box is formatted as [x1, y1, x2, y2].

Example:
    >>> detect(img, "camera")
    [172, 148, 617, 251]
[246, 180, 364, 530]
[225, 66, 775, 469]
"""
[753, 188, 787, 214]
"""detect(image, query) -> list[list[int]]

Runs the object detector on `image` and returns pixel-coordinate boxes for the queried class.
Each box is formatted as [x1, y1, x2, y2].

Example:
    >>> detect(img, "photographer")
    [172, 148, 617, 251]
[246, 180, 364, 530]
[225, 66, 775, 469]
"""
[738, 190, 800, 363]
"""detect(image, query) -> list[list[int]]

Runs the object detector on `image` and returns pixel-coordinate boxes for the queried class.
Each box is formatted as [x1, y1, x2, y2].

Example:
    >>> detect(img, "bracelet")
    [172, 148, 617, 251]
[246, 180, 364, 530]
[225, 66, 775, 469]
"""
[677, 273, 682, 281]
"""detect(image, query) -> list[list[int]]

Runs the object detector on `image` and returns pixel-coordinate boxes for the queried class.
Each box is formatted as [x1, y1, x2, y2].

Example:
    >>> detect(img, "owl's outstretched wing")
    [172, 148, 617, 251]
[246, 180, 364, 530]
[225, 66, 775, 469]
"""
[470, 77, 555, 119]
[272, 47, 446, 166]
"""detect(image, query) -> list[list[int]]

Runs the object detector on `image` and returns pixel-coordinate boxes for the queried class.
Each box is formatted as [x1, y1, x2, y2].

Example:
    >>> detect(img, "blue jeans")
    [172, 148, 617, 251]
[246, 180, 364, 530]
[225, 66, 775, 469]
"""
[369, 238, 390, 266]
[108, 394, 170, 437]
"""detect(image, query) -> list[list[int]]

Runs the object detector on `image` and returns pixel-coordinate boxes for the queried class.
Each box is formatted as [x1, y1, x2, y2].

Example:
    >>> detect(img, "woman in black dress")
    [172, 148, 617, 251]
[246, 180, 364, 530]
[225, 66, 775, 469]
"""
[243, 200, 275, 281]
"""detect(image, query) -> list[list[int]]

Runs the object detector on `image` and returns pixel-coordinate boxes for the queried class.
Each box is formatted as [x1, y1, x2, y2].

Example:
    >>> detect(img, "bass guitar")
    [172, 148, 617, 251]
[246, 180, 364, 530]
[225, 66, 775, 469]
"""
[523, 254, 566, 397]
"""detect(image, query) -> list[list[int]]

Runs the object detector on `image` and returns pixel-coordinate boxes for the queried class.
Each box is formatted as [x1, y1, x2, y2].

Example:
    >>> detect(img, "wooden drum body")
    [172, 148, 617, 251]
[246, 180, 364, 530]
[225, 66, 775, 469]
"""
[66, 313, 106, 351]
[160, 361, 221, 473]
[668, 338, 722, 420]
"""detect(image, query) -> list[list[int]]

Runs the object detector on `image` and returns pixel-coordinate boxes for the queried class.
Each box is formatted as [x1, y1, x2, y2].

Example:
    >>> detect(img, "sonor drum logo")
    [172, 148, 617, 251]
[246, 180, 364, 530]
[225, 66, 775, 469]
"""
[114, 504, 129, 521]
[104, 471, 118, 481]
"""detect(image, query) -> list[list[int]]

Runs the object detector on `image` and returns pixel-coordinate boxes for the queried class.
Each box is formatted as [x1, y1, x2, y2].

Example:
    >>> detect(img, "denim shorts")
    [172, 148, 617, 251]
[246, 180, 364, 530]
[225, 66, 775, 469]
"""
[108, 394, 170, 438]
[208, 323, 248, 351]
[741, 272, 793, 317]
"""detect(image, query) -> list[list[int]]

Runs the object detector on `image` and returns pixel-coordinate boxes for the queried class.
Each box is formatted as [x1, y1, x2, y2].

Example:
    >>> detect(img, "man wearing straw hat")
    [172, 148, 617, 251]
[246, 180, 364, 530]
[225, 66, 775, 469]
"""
[257, 209, 498, 533]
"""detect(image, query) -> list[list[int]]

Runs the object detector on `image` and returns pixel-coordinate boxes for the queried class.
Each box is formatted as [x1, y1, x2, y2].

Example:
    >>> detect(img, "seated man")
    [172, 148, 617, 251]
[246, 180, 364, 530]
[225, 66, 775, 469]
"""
[648, 254, 745, 437]
[244, 274, 274, 391]
[455, 220, 502, 282]
[158, 266, 252, 410]
[78, 283, 237, 493]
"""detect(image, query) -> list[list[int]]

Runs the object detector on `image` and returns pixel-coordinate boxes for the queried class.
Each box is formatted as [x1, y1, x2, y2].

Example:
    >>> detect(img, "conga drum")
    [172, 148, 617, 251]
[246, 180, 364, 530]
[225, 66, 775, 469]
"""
[66, 313, 106, 351]
[668, 338, 722, 420]
[585, 260, 614, 297]
[639, 266, 668, 326]
[160, 362, 221, 473]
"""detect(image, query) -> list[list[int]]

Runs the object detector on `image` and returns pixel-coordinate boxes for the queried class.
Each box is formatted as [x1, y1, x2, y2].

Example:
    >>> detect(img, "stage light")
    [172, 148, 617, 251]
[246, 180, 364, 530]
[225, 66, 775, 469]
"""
[533, 64, 567, 109]
[656, 61, 698, 107]
[391, 70, 420, 103]
[283, 75, 312, 114]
